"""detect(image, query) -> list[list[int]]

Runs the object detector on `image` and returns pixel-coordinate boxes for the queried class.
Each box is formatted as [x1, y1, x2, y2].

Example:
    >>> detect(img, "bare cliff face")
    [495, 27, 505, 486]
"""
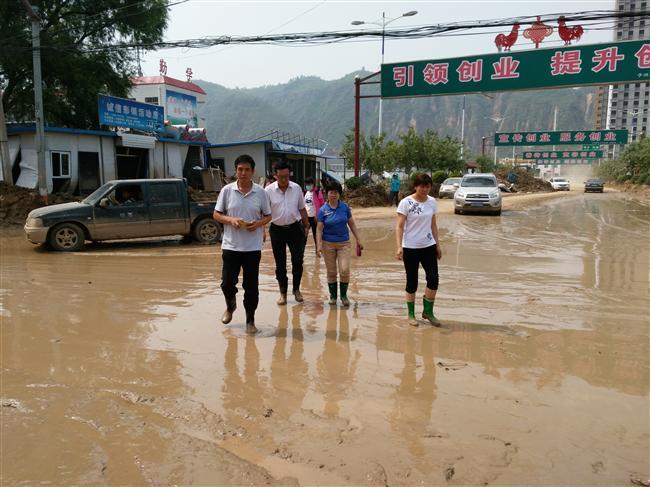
[198, 74, 596, 155]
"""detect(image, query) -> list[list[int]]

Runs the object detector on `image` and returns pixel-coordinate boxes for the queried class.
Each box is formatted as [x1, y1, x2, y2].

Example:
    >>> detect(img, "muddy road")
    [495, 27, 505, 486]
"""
[2, 191, 649, 486]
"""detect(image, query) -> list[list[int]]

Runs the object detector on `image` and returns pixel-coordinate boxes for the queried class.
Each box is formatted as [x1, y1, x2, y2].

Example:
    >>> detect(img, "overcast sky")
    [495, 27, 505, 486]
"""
[141, 0, 616, 88]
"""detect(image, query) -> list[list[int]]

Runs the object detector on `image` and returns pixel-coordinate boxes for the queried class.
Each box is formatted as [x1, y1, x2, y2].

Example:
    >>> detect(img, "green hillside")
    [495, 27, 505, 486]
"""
[197, 72, 596, 156]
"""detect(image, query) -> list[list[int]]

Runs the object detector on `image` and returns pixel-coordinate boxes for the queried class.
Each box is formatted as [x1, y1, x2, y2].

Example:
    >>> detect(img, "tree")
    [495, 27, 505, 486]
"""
[619, 136, 650, 182]
[341, 130, 390, 176]
[475, 155, 495, 172]
[1, 0, 169, 129]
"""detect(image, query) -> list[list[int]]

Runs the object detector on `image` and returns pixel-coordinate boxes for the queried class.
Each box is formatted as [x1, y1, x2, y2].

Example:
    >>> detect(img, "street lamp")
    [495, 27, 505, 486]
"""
[485, 115, 507, 165]
[351, 10, 418, 135]
[460, 93, 493, 160]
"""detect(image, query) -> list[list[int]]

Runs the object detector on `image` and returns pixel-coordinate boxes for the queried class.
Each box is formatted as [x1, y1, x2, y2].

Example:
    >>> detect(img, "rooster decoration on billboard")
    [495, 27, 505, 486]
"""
[495, 16, 584, 51]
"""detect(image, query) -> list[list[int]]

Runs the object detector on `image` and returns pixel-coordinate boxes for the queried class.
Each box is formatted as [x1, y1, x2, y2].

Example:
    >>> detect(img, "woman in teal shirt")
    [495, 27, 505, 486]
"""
[316, 181, 363, 306]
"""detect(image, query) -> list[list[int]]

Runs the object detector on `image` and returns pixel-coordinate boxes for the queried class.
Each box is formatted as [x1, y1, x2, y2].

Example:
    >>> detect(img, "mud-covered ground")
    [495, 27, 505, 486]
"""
[1, 190, 649, 486]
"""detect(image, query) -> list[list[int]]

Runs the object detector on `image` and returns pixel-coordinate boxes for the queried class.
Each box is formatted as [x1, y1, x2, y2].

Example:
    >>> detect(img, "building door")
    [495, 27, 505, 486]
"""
[78, 151, 101, 195]
[116, 147, 149, 179]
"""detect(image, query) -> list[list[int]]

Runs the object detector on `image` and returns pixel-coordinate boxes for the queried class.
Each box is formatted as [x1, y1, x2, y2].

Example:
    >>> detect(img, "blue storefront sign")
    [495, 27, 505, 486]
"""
[98, 95, 164, 132]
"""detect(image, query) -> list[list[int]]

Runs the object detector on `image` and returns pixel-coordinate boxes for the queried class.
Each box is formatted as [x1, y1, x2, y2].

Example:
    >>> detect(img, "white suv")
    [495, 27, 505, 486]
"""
[549, 177, 571, 191]
[454, 173, 502, 216]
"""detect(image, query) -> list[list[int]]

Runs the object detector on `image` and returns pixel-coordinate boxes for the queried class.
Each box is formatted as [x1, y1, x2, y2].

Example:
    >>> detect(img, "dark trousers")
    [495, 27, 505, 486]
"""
[270, 221, 305, 292]
[403, 245, 439, 293]
[221, 249, 262, 314]
[307, 216, 317, 246]
[390, 191, 399, 205]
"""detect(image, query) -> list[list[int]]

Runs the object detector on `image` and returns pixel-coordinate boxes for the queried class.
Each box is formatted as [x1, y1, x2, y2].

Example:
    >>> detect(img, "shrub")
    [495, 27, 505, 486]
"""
[345, 176, 363, 190]
[431, 170, 448, 184]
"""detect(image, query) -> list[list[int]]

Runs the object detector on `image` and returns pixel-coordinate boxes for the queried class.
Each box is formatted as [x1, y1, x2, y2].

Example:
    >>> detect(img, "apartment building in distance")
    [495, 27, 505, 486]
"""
[595, 0, 649, 148]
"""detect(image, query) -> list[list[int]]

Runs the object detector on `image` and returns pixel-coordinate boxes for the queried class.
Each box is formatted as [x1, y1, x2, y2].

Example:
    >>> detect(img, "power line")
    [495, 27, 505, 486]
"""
[3, 9, 649, 53]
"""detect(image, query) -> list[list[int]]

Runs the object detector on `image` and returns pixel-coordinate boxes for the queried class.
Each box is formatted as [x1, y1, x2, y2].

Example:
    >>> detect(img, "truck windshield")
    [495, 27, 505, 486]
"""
[82, 182, 115, 205]
[461, 177, 496, 187]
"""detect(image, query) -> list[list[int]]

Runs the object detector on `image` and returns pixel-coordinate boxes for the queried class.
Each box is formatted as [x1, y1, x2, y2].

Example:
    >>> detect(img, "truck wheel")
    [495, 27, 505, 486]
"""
[193, 219, 222, 244]
[454, 208, 461, 215]
[493, 209, 502, 216]
[49, 223, 85, 251]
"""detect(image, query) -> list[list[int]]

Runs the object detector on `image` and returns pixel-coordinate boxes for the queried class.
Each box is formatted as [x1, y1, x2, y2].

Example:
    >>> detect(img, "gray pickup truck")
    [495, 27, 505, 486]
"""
[24, 178, 222, 251]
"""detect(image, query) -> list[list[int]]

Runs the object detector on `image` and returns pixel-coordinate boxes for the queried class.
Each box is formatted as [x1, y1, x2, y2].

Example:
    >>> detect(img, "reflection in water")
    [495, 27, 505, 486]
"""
[269, 306, 309, 418]
[390, 328, 437, 459]
[317, 307, 360, 417]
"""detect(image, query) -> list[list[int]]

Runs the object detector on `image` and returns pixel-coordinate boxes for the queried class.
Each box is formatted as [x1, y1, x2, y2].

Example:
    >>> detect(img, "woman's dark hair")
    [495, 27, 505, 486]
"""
[413, 173, 433, 187]
[304, 177, 314, 185]
[326, 180, 343, 196]
[234, 154, 255, 169]
[273, 160, 292, 173]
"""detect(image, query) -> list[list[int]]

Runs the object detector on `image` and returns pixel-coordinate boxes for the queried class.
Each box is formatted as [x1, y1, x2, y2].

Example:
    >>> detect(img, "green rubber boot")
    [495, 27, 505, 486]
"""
[422, 297, 441, 326]
[340, 282, 350, 307]
[407, 301, 417, 326]
[328, 282, 338, 305]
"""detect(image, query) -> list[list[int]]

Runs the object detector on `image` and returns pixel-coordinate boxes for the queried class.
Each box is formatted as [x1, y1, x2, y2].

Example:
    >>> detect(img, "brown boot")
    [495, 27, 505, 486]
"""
[293, 290, 304, 303]
[245, 311, 258, 334]
[221, 296, 236, 324]
[277, 293, 287, 305]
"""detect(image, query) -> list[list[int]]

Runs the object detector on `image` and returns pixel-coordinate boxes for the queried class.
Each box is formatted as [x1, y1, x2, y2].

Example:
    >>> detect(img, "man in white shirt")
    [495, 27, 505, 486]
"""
[213, 155, 272, 333]
[265, 161, 310, 305]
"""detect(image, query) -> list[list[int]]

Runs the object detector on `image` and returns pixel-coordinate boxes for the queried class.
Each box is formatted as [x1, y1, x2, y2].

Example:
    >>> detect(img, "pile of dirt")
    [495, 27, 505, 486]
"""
[494, 168, 553, 192]
[0, 183, 81, 227]
[345, 184, 390, 208]
[188, 186, 219, 202]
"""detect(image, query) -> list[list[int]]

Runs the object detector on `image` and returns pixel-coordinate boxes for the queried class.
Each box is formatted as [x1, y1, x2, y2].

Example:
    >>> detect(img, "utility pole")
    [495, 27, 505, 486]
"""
[21, 0, 47, 202]
[0, 93, 12, 185]
[460, 95, 466, 160]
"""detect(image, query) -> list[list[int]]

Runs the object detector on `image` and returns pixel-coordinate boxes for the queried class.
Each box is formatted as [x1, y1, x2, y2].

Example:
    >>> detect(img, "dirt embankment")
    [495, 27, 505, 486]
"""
[0, 183, 81, 227]
[607, 182, 650, 201]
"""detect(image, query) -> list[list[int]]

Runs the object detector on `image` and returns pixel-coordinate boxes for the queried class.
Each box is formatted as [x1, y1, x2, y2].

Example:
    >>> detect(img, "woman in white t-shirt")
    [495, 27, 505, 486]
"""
[395, 173, 442, 326]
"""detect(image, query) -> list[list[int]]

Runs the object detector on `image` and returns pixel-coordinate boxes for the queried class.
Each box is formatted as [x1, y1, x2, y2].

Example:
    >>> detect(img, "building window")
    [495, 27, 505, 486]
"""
[145, 97, 159, 105]
[640, 29, 645, 36]
[51, 151, 70, 178]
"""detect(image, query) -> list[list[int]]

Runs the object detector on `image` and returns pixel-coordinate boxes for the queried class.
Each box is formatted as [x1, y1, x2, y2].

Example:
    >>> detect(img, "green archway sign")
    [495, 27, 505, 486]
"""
[381, 40, 649, 98]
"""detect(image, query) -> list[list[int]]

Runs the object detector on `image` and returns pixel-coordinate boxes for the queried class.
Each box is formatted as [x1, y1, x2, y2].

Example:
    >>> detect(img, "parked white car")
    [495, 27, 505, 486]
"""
[549, 177, 571, 191]
[454, 173, 502, 216]
[438, 177, 462, 198]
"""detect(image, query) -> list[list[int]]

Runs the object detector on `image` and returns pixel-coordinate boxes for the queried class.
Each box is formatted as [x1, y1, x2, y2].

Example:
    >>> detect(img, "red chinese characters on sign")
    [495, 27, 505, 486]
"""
[526, 133, 537, 143]
[592, 47, 625, 73]
[550, 50, 582, 75]
[589, 132, 601, 141]
[423, 63, 449, 85]
[550, 152, 558, 158]
[540, 133, 552, 142]
[560, 132, 572, 142]
[562, 151, 570, 158]
[588, 151, 596, 157]
[574, 132, 586, 141]
[491, 57, 520, 79]
[498, 134, 511, 143]
[457, 60, 483, 82]
[513, 134, 524, 143]
[604, 131, 618, 141]
[635, 44, 650, 68]
[393, 66, 414, 87]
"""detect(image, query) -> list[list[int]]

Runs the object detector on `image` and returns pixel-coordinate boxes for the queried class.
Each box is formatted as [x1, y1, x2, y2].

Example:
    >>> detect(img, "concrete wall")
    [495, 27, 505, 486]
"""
[6, 131, 202, 193]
